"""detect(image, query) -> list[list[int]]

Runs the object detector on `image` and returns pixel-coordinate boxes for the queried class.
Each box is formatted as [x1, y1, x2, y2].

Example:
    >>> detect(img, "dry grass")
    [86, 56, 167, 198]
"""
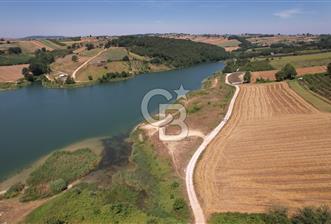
[251, 66, 327, 83]
[195, 82, 331, 218]
[0, 64, 27, 82]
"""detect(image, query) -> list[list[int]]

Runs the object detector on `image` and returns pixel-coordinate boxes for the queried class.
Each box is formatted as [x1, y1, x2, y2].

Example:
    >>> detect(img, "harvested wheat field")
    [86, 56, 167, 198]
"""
[195, 82, 331, 218]
[0, 64, 27, 82]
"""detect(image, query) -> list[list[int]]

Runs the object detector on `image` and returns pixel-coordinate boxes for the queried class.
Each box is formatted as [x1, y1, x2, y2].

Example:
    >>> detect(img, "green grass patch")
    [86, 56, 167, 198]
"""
[39, 39, 65, 50]
[79, 48, 102, 57]
[297, 73, 331, 101]
[25, 130, 189, 223]
[21, 148, 100, 201]
[0, 53, 33, 66]
[105, 47, 128, 61]
[209, 212, 265, 224]
[288, 79, 331, 112]
[269, 52, 331, 69]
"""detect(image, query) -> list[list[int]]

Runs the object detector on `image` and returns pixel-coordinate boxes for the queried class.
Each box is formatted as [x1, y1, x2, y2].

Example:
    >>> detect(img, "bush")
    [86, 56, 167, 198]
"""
[65, 76, 75, 84]
[244, 71, 251, 83]
[173, 198, 186, 211]
[85, 43, 94, 50]
[327, 63, 331, 76]
[264, 207, 291, 224]
[4, 182, 25, 199]
[71, 55, 78, 62]
[88, 75, 93, 81]
[8, 47, 22, 54]
[291, 206, 331, 224]
[49, 179, 67, 194]
[275, 63, 297, 81]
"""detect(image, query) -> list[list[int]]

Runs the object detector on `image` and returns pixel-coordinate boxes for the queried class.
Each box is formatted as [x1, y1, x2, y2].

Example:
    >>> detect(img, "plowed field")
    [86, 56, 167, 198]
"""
[195, 82, 331, 217]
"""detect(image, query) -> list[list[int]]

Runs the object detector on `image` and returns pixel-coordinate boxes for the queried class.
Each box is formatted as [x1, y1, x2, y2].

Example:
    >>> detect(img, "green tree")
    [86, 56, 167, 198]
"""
[275, 63, 297, 81]
[71, 55, 78, 62]
[65, 76, 75, 84]
[8, 47, 22, 54]
[291, 206, 331, 224]
[85, 43, 94, 50]
[244, 71, 251, 83]
[327, 62, 331, 76]
[22, 67, 30, 76]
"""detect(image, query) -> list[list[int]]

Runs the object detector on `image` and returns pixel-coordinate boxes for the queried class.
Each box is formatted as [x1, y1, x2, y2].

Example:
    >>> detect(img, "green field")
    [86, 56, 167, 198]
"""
[288, 79, 331, 113]
[0, 53, 33, 66]
[218, 39, 241, 47]
[209, 213, 265, 224]
[39, 39, 66, 50]
[103, 47, 128, 61]
[297, 73, 331, 101]
[25, 130, 189, 223]
[21, 148, 100, 201]
[269, 52, 331, 69]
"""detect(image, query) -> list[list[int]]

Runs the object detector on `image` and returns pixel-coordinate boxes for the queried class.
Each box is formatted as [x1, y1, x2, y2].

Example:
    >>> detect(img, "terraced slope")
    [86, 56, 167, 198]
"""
[195, 82, 331, 217]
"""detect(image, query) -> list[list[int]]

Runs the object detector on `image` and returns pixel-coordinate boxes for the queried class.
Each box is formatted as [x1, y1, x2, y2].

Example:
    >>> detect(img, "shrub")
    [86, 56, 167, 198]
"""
[264, 207, 291, 224]
[327, 62, 331, 76]
[122, 55, 130, 61]
[173, 198, 186, 211]
[88, 75, 93, 81]
[71, 55, 78, 62]
[4, 182, 25, 199]
[244, 71, 251, 83]
[8, 47, 22, 54]
[49, 179, 67, 194]
[65, 76, 75, 84]
[85, 43, 94, 50]
[291, 206, 331, 224]
[275, 63, 297, 81]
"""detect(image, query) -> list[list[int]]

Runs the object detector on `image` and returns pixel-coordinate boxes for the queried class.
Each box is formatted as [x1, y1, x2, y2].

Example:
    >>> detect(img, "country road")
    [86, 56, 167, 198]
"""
[185, 73, 241, 223]
[71, 49, 107, 80]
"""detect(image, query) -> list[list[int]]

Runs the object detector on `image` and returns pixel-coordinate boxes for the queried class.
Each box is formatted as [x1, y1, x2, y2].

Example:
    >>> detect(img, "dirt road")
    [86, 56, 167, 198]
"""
[71, 49, 106, 80]
[195, 82, 331, 218]
[185, 73, 241, 223]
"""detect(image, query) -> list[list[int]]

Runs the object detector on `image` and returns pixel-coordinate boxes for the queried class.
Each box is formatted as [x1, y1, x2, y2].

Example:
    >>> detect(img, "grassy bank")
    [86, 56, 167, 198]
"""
[25, 130, 189, 223]
[288, 79, 331, 112]
[209, 205, 331, 224]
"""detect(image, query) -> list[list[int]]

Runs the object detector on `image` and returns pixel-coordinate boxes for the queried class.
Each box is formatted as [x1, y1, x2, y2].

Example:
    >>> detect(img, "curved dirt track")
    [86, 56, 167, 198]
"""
[195, 82, 331, 218]
[186, 74, 240, 224]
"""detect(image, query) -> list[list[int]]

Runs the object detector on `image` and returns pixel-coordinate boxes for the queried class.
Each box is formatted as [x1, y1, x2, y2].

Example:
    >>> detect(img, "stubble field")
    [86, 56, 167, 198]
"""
[195, 82, 331, 218]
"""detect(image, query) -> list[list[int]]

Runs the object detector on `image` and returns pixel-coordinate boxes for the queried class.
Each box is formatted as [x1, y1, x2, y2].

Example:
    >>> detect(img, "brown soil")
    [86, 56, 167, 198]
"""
[0, 64, 27, 82]
[0, 198, 48, 224]
[195, 82, 331, 218]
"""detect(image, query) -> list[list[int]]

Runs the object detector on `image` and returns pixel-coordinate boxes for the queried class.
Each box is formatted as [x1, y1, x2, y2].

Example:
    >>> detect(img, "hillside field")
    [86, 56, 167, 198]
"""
[195, 82, 331, 217]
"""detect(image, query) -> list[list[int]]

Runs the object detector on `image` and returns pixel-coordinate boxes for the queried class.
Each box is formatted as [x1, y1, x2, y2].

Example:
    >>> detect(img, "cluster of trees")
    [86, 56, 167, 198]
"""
[244, 71, 251, 83]
[8, 47, 22, 54]
[98, 71, 130, 82]
[85, 43, 94, 50]
[22, 48, 72, 81]
[318, 35, 331, 49]
[228, 35, 253, 49]
[276, 63, 297, 81]
[111, 35, 229, 68]
[223, 58, 274, 74]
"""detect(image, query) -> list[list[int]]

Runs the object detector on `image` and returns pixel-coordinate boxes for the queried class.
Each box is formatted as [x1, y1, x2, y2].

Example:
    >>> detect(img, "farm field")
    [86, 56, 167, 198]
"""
[195, 82, 331, 218]
[288, 79, 331, 113]
[251, 65, 327, 82]
[297, 73, 331, 101]
[269, 52, 331, 69]
[247, 35, 318, 46]
[38, 39, 65, 50]
[0, 64, 27, 82]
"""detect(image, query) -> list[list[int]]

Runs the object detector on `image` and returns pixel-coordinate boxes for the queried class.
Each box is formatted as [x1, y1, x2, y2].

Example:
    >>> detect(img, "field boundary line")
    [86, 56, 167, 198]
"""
[185, 73, 240, 224]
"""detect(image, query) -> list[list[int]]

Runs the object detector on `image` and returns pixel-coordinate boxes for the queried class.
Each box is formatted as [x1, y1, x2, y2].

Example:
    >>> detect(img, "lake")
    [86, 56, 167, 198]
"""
[0, 62, 224, 180]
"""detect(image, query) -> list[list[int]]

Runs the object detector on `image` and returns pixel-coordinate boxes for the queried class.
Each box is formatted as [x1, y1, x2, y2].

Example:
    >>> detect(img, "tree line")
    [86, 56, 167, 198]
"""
[111, 35, 229, 68]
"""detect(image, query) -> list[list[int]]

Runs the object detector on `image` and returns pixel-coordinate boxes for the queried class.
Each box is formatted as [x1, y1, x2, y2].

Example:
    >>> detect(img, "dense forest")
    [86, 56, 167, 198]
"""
[111, 36, 229, 68]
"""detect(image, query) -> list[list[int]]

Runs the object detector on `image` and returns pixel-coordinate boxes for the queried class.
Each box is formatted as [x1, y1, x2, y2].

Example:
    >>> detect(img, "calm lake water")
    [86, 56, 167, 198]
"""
[0, 62, 224, 180]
